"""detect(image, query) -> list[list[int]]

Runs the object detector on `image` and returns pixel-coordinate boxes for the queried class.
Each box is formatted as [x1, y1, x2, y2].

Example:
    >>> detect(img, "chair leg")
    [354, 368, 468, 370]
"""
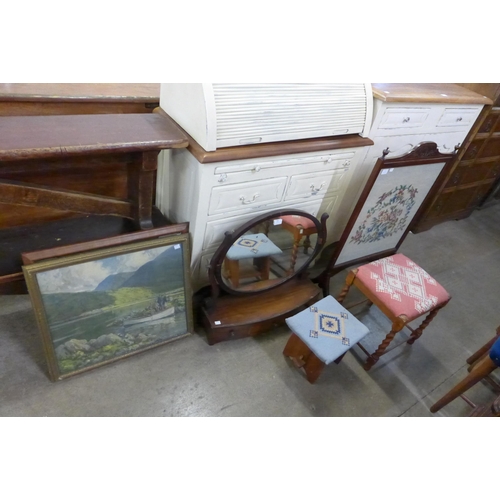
[430, 355, 499, 413]
[466, 333, 500, 367]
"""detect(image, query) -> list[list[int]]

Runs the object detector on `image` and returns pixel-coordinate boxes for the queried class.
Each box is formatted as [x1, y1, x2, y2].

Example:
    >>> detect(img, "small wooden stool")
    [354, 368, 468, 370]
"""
[337, 254, 451, 371]
[223, 233, 282, 288]
[283, 295, 370, 383]
[280, 215, 318, 274]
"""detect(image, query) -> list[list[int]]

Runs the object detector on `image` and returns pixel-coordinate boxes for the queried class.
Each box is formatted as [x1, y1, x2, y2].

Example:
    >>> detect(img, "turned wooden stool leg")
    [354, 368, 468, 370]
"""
[430, 355, 499, 413]
[364, 316, 407, 371]
[337, 269, 358, 304]
[407, 304, 446, 345]
[288, 230, 302, 275]
[303, 234, 311, 255]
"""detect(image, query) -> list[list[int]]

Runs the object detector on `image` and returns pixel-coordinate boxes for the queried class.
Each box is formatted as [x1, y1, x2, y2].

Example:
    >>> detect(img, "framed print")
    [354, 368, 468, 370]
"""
[322, 142, 456, 276]
[23, 233, 193, 381]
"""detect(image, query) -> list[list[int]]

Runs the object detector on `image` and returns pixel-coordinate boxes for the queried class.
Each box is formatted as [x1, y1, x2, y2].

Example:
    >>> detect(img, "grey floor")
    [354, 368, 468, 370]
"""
[1, 203, 499, 417]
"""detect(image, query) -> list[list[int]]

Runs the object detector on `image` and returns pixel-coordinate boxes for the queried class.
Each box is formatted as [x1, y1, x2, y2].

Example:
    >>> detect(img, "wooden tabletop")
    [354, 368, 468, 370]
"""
[372, 83, 493, 105]
[0, 83, 160, 103]
[0, 113, 188, 161]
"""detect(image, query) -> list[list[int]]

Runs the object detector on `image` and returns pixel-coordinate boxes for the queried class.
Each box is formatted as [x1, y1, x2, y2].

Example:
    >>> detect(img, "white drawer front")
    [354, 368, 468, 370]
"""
[208, 177, 288, 216]
[436, 107, 481, 129]
[213, 151, 355, 176]
[378, 107, 431, 131]
[284, 169, 348, 202]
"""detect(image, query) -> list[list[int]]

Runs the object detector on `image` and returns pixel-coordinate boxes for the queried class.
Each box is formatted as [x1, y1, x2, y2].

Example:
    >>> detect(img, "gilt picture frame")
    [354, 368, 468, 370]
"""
[23, 232, 193, 382]
[325, 142, 456, 274]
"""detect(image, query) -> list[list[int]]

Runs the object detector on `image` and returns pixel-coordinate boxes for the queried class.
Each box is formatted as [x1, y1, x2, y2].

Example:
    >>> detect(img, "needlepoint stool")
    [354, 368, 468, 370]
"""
[280, 215, 318, 275]
[223, 233, 283, 288]
[337, 254, 451, 371]
[283, 295, 370, 383]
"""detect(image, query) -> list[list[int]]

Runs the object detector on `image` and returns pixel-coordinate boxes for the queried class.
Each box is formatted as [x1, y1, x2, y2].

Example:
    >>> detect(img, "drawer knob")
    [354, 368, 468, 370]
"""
[456, 117, 463, 122]
[403, 117, 411, 123]
[342, 160, 351, 167]
[252, 166, 262, 172]
[218, 174, 228, 183]
[240, 193, 260, 205]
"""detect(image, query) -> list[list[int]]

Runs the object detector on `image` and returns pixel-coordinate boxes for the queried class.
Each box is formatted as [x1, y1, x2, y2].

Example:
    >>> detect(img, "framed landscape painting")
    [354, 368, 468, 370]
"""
[23, 233, 192, 381]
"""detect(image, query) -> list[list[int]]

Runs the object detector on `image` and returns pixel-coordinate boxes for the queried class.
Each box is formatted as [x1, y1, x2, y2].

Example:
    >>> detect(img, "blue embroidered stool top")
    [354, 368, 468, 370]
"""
[285, 295, 370, 365]
[226, 233, 283, 261]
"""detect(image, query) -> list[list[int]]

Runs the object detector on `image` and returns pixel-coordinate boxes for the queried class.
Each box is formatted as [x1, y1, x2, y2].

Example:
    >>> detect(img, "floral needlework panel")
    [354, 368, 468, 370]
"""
[349, 184, 418, 245]
[335, 163, 445, 266]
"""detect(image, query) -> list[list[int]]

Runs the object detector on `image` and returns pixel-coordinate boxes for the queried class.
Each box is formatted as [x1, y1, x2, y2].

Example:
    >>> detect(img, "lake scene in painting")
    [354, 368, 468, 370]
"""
[36, 243, 188, 375]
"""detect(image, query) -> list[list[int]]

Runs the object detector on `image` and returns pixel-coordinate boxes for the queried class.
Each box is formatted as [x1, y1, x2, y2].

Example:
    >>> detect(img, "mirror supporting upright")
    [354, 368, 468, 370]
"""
[202, 210, 329, 345]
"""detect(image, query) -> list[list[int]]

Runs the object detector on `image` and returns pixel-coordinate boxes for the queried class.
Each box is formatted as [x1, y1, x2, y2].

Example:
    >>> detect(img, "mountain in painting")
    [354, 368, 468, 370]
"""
[122, 247, 184, 289]
[94, 272, 135, 291]
[93, 246, 184, 293]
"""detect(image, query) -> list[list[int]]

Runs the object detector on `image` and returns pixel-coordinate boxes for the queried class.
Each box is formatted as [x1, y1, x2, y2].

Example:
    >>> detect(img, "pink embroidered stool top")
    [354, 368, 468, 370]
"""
[280, 215, 317, 230]
[356, 254, 450, 322]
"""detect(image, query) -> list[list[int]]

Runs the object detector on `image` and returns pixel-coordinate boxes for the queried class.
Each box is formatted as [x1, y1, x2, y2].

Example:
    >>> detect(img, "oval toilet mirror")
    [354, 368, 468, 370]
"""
[208, 210, 328, 296]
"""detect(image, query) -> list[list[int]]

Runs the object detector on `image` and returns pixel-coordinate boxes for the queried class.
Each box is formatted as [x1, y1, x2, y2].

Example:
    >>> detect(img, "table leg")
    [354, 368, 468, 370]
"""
[127, 151, 157, 229]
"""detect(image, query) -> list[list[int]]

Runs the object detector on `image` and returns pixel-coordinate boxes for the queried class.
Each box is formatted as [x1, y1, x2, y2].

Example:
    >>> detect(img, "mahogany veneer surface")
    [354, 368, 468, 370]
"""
[154, 108, 374, 164]
[0, 84, 160, 116]
[0, 113, 188, 161]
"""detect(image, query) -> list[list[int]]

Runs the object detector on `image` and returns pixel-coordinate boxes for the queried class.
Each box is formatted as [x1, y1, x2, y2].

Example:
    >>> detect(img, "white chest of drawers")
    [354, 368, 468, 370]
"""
[335, 84, 489, 223]
[156, 133, 372, 291]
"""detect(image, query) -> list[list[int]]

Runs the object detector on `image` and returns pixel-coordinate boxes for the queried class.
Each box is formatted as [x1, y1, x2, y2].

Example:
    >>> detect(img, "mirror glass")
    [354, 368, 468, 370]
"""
[215, 213, 321, 294]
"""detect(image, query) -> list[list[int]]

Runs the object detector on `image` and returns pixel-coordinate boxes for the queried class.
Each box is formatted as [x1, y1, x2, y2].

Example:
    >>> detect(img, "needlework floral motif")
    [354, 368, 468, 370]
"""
[309, 307, 350, 346]
[350, 184, 418, 245]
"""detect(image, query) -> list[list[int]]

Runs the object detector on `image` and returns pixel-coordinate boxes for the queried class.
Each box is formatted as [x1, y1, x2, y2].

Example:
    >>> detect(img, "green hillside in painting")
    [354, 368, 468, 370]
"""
[41, 246, 185, 325]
